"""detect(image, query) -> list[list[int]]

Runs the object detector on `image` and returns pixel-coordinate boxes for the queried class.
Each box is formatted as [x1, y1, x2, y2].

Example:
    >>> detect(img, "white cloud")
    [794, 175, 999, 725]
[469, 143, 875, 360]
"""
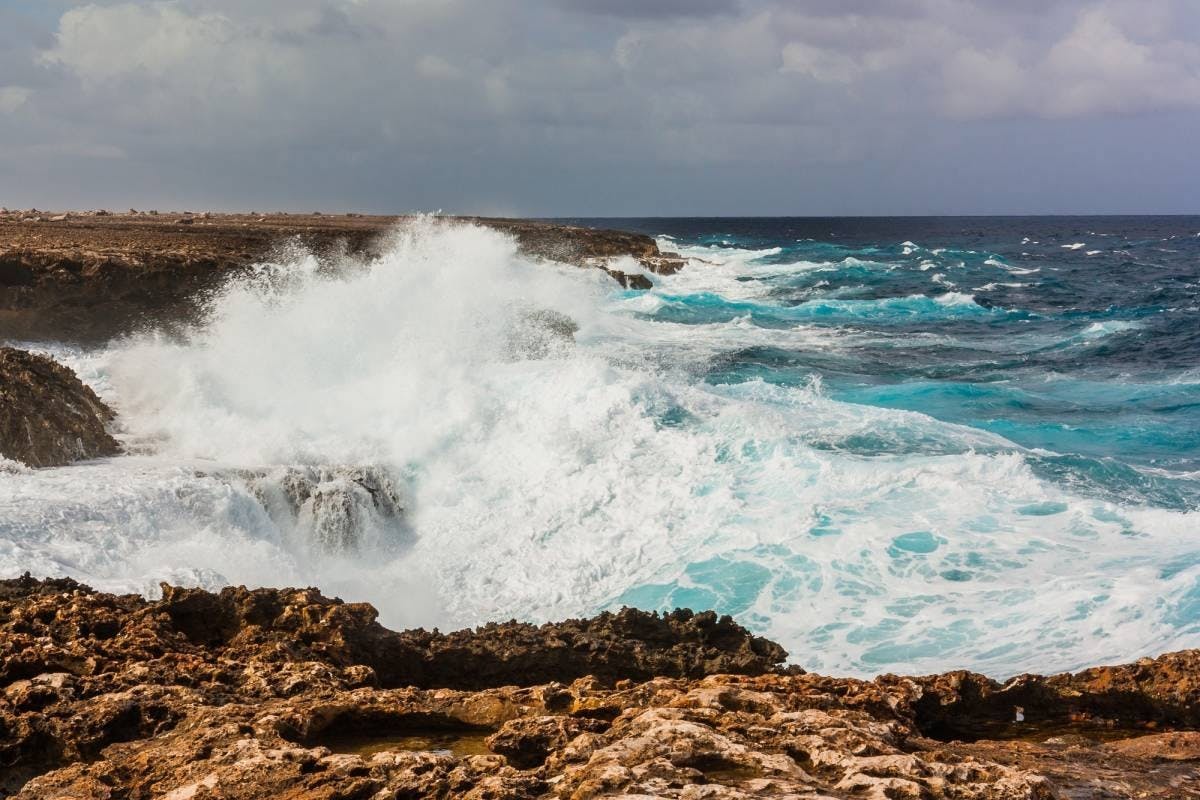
[942, 5, 1200, 118]
[42, 3, 239, 83]
[0, 86, 31, 114]
[779, 42, 859, 84]
[416, 55, 460, 81]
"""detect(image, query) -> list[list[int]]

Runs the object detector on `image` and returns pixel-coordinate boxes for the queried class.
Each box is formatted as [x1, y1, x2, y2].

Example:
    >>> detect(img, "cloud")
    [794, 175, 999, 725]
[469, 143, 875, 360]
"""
[943, 5, 1200, 117]
[20, 141, 128, 160]
[40, 3, 288, 93]
[780, 42, 862, 84]
[555, 0, 739, 19]
[1, 0, 1196, 213]
[0, 86, 32, 113]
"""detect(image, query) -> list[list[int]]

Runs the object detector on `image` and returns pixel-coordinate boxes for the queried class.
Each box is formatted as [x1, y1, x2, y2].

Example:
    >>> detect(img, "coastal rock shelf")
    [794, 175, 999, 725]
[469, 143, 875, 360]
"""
[2, 577, 1198, 798]
[0, 210, 683, 341]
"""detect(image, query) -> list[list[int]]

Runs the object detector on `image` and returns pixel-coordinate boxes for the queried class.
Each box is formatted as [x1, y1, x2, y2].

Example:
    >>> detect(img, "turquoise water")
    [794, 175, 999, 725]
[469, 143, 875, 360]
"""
[573, 216, 1200, 673]
[583, 217, 1200, 499]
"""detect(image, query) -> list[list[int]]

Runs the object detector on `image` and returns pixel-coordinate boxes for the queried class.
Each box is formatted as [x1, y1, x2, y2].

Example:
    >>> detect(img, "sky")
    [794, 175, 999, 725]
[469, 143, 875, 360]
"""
[1, 0, 1198, 216]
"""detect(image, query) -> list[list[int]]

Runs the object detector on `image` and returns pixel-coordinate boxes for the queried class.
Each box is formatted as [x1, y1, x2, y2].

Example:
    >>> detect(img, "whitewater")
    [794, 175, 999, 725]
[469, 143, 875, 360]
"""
[3, 217, 1198, 679]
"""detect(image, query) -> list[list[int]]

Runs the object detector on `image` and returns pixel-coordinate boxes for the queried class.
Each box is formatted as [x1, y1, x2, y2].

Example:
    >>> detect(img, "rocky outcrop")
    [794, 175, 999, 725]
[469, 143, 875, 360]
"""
[0, 211, 683, 341]
[0, 577, 786, 694]
[0, 348, 119, 468]
[2, 577, 1198, 798]
[895, 650, 1200, 744]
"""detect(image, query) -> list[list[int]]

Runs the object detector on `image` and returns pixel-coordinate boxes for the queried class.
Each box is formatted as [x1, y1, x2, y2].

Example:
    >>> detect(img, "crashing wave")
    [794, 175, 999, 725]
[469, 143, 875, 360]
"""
[246, 465, 410, 555]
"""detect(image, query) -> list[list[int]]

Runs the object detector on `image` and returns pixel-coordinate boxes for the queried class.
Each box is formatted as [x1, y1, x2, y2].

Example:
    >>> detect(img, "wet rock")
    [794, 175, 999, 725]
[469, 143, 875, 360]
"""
[246, 465, 409, 554]
[904, 649, 1200, 741]
[605, 267, 653, 289]
[0, 578, 787, 695]
[0, 348, 120, 467]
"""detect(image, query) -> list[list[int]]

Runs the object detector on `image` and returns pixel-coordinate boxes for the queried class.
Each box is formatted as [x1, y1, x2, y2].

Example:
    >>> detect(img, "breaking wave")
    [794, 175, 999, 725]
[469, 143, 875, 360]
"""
[3, 217, 1199, 679]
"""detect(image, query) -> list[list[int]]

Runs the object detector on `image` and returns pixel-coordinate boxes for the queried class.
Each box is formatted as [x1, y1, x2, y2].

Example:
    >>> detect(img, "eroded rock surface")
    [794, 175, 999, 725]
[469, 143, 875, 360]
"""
[1, 576, 1197, 799]
[0, 348, 120, 468]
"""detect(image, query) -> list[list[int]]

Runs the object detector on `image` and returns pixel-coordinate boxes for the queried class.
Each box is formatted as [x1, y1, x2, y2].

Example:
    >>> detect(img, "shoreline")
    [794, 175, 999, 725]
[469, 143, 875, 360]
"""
[2, 576, 1198, 798]
[3, 211, 1199, 795]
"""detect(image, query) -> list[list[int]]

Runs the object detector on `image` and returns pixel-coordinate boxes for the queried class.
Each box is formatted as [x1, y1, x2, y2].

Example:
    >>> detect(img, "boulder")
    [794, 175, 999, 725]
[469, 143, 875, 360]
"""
[0, 348, 120, 467]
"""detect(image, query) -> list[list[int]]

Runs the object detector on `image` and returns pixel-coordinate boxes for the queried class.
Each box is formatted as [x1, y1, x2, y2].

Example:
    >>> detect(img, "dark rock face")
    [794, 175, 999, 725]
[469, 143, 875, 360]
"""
[0, 348, 120, 468]
[904, 650, 1200, 741]
[0, 213, 683, 341]
[0, 577, 785, 695]
[132, 583, 789, 690]
[2, 576, 1199, 798]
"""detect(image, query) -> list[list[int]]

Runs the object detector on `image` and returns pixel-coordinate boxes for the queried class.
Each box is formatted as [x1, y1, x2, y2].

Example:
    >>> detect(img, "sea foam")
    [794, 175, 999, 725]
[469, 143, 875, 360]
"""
[2, 220, 1198, 679]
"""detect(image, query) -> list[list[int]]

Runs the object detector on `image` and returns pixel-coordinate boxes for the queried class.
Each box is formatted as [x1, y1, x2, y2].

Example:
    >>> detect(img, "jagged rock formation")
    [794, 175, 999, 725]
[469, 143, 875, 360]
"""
[0, 348, 120, 468]
[0, 211, 683, 341]
[1, 576, 1197, 798]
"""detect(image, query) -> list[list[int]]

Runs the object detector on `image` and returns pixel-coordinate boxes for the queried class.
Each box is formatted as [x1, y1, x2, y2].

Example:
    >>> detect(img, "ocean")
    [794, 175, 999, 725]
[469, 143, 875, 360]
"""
[2, 215, 1198, 678]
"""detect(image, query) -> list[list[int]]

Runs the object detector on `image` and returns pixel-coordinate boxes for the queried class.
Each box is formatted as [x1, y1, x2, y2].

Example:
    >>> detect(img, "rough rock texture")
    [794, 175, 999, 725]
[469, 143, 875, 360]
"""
[2, 578, 1198, 798]
[0, 348, 120, 468]
[0, 211, 683, 341]
[0, 579, 783, 693]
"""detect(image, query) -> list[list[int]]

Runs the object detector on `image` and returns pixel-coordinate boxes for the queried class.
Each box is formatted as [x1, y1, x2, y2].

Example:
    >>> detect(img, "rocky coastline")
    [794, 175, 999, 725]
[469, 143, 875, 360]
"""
[0, 209, 683, 342]
[3, 212, 1199, 797]
[1, 576, 1198, 799]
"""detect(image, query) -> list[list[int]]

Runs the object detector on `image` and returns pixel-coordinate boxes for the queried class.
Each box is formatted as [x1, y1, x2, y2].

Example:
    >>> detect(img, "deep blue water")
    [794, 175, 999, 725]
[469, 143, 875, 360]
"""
[566, 216, 1200, 511]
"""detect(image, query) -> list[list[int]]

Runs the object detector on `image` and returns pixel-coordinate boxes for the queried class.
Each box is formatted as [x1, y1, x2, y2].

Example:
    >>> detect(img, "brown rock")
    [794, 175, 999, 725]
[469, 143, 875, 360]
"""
[9, 577, 1196, 798]
[0, 213, 683, 342]
[486, 715, 609, 768]
[0, 348, 120, 467]
[1104, 731, 1200, 761]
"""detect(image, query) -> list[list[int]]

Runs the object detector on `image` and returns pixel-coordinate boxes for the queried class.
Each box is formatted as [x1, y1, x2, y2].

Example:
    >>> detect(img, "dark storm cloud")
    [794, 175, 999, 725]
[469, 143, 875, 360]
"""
[1, 0, 1197, 215]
